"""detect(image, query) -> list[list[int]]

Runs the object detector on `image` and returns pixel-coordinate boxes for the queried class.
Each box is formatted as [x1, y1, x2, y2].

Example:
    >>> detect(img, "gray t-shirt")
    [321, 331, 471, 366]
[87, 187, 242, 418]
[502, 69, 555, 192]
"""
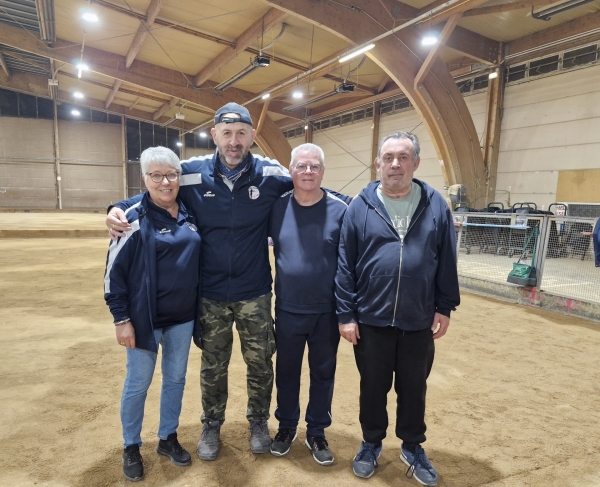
[377, 182, 421, 238]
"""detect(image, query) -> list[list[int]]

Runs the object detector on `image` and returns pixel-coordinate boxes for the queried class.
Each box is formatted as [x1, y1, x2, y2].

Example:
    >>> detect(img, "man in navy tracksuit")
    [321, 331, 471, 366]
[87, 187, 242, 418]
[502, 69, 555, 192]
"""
[336, 131, 460, 486]
[268, 143, 348, 466]
[107, 103, 293, 460]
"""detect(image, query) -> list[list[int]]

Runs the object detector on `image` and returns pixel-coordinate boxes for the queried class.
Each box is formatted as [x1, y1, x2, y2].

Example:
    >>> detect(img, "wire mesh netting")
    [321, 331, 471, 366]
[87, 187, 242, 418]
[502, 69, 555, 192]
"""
[454, 212, 599, 305]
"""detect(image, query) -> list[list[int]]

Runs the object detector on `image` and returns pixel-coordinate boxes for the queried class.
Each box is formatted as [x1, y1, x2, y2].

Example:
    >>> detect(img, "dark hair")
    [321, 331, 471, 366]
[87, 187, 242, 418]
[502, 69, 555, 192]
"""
[378, 131, 420, 161]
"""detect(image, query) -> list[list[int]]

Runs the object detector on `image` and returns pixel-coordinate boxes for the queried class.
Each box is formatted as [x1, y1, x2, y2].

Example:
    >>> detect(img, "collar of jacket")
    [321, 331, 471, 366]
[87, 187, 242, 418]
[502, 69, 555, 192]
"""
[359, 179, 431, 215]
[130, 191, 189, 220]
[211, 151, 258, 181]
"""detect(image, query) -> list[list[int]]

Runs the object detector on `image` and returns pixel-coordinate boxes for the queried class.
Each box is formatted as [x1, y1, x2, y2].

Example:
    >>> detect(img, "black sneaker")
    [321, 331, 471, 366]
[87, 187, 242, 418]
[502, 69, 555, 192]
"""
[122, 444, 144, 482]
[270, 429, 297, 457]
[305, 434, 334, 466]
[157, 432, 192, 466]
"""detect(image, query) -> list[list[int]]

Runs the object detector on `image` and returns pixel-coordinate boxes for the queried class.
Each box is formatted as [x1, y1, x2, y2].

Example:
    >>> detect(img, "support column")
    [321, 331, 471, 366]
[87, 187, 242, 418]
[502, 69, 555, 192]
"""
[482, 43, 505, 206]
[52, 99, 62, 209]
[370, 101, 381, 181]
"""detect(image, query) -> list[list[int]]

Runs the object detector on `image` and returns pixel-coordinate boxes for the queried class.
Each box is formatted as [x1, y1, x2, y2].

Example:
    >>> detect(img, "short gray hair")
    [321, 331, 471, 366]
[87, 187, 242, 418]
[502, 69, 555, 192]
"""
[140, 146, 181, 174]
[290, 143, 325, 167]
[378, 131, 420, 161]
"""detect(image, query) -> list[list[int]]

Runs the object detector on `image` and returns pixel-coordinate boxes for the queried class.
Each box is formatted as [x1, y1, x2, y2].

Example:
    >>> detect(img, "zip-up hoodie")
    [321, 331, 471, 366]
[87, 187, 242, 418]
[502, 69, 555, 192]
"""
[104, 193, 202, 352]
[335, 179, 460, 331]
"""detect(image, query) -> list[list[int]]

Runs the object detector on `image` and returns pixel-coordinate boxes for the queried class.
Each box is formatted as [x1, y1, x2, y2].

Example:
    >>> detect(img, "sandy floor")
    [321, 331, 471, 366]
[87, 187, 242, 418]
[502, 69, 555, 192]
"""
[1, 235, 600, 487]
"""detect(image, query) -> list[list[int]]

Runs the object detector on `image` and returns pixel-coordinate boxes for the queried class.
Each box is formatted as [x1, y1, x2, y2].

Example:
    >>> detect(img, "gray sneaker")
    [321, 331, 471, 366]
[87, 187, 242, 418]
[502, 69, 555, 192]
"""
[197, 420, 221, 461]
[305, 435, 334, 466]
[248, 420, 271, 454]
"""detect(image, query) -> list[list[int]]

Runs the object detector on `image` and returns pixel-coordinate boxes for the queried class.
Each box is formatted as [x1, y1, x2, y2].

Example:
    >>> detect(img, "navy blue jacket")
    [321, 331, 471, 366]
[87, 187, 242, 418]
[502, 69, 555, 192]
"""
[104, 193, 202, 352]
[113, 151, 293, 302]
[594, 218, 600, 267]
[336, 179, 460, 330]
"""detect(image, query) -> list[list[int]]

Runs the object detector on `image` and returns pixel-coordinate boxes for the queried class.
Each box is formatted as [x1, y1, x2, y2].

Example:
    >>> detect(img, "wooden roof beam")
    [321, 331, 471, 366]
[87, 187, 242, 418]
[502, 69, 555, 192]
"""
[394, 1, 498, 64]
[415, 13, 462, 87]
[104, 79, 122, 109]
[446, 27, 499, 65]
[378, 74, 391, 93]
[125, 0, 166, 68]
[192, 8, 286, 87]
[152, 96, 179, 121]
[0, 70, 195, 130]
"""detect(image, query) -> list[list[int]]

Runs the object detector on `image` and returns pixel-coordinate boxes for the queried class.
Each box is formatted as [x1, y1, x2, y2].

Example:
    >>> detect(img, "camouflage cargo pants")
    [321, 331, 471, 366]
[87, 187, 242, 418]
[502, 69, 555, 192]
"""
[199, 292, 276, 423]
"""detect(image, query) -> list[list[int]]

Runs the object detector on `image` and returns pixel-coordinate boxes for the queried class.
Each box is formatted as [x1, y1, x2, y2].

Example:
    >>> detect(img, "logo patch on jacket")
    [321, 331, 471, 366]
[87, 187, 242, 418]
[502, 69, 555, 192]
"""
[249, 186, 260, 200]
[204, 191, 215, 197]
[187, 223, 198, 232]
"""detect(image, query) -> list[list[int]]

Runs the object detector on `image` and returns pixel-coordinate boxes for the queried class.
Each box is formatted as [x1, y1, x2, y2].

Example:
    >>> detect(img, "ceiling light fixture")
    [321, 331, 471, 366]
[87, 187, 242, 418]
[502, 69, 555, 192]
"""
[73, 91, 84, 99]
[421, 34, 438, 46]
[71, 109, 81, 116]
[339, 44, 375, 63]
[81, 11, 98, 22]
[213, 55, 271, 92]
[176, 141, 183, 147]
[284, 83, 356, 112]
[261, 93, 270, 100]
[292, 91, 303, 99]
[199, 132, 207, 138]
[488, 69, 499, 80]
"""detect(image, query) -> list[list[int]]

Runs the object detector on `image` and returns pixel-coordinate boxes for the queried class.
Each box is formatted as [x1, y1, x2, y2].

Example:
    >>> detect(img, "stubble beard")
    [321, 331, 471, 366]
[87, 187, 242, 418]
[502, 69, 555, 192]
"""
[219, 147, 249, 169]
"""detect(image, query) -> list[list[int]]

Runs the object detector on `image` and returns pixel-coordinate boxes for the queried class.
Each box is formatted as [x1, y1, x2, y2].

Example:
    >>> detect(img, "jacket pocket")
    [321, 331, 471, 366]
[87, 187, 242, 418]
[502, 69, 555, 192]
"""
[359, 274, 398, 318]
[398, 275, 435, 321]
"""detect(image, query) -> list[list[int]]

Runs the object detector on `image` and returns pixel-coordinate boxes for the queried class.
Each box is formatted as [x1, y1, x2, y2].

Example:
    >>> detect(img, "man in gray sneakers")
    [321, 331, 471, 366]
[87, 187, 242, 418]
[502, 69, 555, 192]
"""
[335, 131, 460, 486]
[107, 103, 293, 460]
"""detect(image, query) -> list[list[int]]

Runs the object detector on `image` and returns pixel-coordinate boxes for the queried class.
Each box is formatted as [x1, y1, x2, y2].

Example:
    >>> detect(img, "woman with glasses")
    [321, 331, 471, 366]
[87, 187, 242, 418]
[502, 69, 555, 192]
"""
[104, 146, 202, 482]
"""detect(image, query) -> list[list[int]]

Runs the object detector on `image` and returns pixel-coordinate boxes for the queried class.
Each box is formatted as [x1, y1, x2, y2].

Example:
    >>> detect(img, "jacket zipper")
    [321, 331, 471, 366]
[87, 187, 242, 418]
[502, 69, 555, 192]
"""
[374, 203, 426, 327]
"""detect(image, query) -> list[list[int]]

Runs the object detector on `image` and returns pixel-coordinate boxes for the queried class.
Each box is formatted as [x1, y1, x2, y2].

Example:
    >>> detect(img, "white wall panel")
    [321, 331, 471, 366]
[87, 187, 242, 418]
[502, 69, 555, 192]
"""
[0, 117, 56, 208]
[58, 120, 123, 208]
[312, 119, 373, 195]
[497, 63, 600, 208]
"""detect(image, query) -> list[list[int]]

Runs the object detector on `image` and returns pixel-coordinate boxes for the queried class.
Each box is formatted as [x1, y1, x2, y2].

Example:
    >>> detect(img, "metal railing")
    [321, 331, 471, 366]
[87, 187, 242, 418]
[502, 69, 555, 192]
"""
[453, 212, 599, 305]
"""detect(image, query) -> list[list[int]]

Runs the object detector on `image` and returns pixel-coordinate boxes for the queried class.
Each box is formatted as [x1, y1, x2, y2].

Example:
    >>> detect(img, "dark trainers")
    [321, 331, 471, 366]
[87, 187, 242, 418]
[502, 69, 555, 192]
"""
[122, 444, 144, 482]
[305, 434, 334, 466]
[249, 420, 271, 454]
[352, 441, 382, 479]
[270, 429, 297, 456]
[197, 420, 221, 461]
[401, 444, 438, 486]
[157, 432, 192, 466]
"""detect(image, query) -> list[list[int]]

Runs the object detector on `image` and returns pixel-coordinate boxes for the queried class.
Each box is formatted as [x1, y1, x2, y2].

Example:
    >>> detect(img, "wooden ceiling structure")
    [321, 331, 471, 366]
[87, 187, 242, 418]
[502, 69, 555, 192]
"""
[0, 0, 599, 205]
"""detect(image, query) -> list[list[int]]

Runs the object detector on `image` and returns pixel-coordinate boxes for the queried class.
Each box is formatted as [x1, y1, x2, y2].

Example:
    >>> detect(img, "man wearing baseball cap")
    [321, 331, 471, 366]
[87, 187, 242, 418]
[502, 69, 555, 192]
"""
[107, 102, 293, 462]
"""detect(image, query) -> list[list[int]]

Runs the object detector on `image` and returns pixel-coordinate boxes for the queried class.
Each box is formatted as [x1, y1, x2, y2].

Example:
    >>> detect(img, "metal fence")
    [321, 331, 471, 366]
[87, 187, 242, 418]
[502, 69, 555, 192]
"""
[453, 212, 599, 305]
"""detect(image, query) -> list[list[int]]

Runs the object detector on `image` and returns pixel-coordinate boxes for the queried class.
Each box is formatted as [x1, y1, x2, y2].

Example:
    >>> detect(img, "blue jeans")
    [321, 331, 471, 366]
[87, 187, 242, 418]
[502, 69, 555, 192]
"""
[121, 320, 194, 448]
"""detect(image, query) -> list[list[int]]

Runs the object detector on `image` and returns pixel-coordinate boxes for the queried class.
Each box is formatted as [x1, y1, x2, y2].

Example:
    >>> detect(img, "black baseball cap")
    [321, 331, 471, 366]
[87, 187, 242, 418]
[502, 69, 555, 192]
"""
[214, 102, 253, 126]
